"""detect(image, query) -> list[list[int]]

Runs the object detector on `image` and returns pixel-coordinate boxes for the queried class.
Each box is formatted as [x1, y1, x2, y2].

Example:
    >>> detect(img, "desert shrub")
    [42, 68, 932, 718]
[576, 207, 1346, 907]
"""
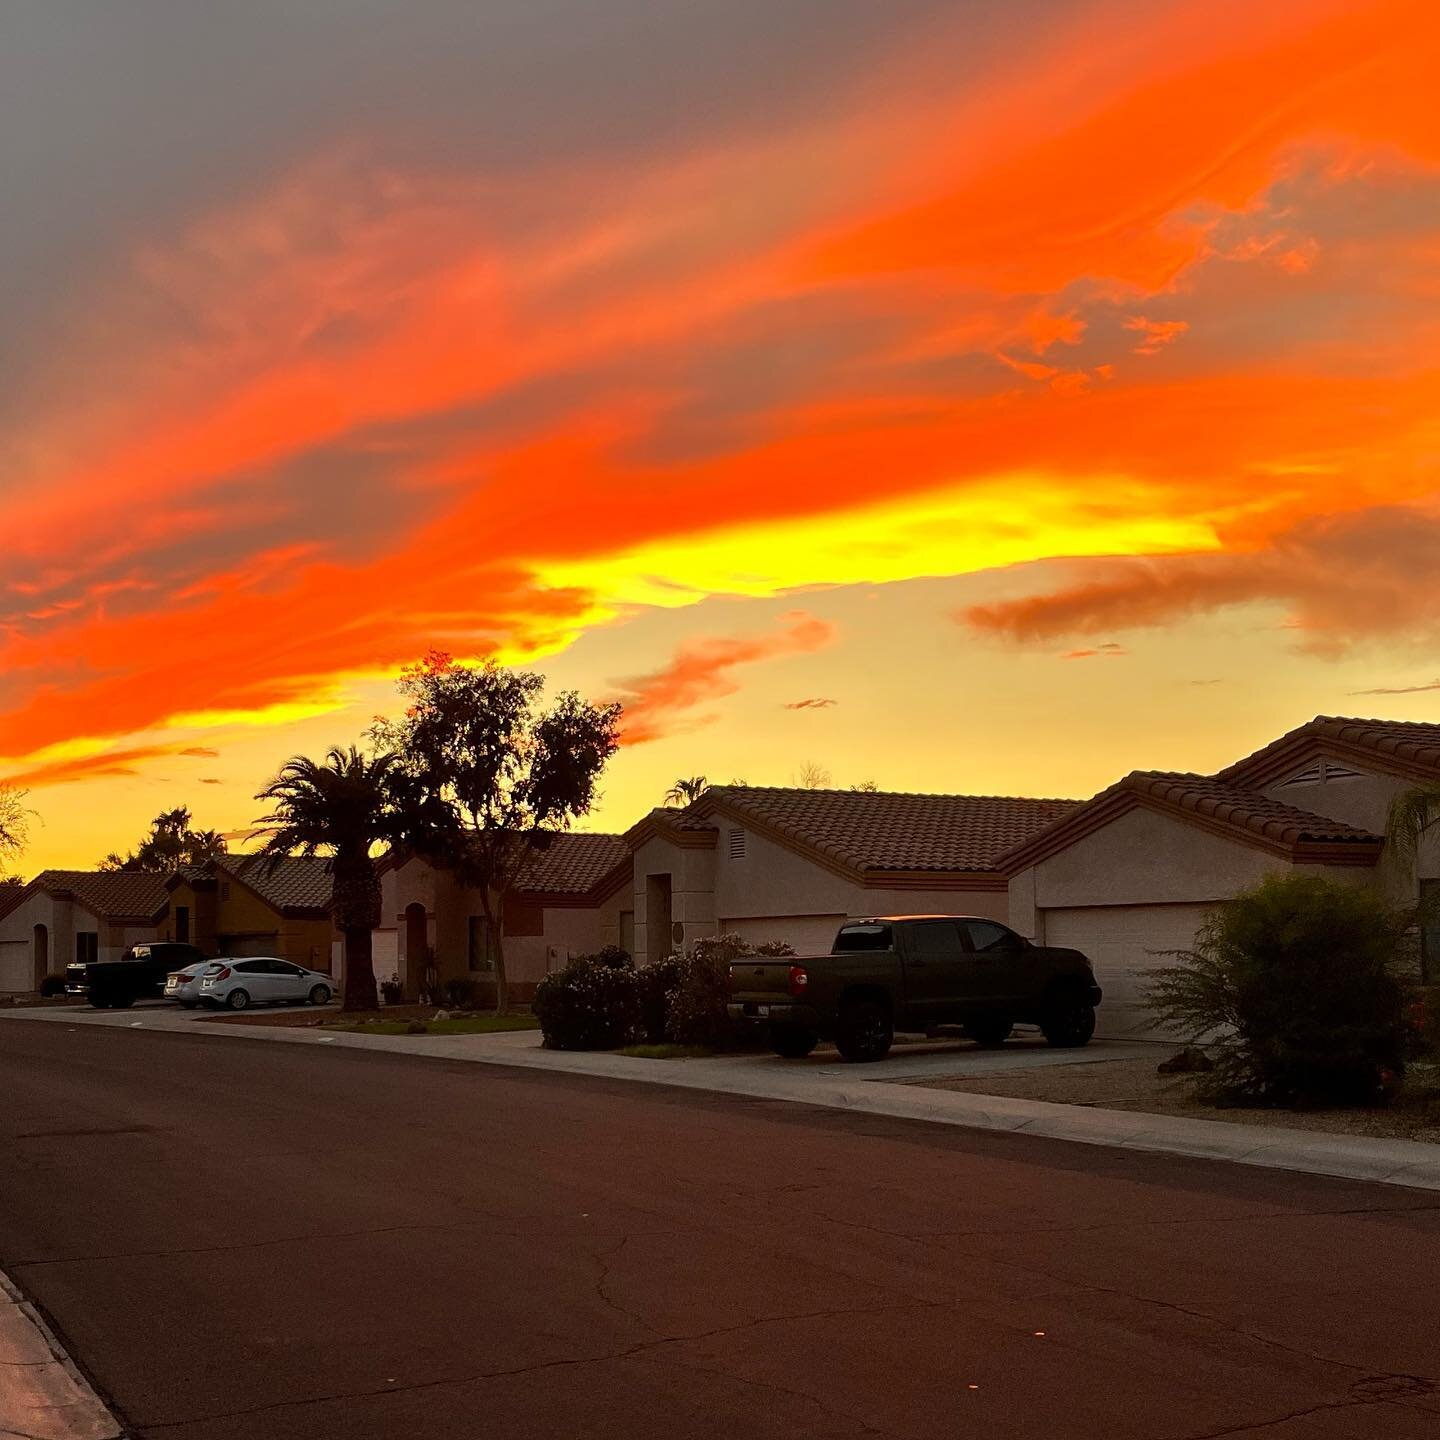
[38, 972, 67, 998]
[665, 933, 796, 1049]
[1148, 874, 1413, 1107]
[636, 953, 687, 1043]
[442, 977, 478, 1009]
[533, 955, 643, 1050]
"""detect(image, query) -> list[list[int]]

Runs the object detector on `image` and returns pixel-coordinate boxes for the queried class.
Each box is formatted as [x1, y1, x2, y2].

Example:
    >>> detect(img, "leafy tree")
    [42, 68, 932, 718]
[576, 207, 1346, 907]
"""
[0, 784, 30, 879]
[373, 651, 621, 1012]
[664, 776, 709, 807]
[255, 746, 409, 1012]
[1148, 873, 1413, 1107]
[99, 806, 227, 873]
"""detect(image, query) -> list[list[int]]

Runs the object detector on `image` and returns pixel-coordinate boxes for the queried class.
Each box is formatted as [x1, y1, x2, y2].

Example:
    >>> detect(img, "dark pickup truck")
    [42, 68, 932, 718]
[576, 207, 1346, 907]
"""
[727, 915, 1102, 1062]
[65, 941, 207, 1008]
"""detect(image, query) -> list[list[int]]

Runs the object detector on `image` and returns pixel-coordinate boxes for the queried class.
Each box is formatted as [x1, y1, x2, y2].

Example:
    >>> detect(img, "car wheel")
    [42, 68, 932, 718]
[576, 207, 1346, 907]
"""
[1041, 993, 1096, 1048]
[963, 1015, 1013, 1048]
[308, 984, 332, 1006]
[835, 998, 893, 1063]
[770, 1025, 819, 1059]
[225, 989, 251, 1011]
[179, 1000, 198, 1010]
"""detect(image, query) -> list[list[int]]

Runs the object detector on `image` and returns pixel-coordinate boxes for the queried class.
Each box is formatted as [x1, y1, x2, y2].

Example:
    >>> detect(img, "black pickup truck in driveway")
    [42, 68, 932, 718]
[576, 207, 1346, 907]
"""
[727, 915, 1102, 1062]
[66, 941, 207, 1008]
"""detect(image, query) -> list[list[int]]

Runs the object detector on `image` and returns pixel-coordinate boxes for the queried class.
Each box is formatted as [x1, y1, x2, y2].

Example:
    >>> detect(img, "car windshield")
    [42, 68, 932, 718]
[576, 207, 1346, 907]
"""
[833, 923, 893, 952]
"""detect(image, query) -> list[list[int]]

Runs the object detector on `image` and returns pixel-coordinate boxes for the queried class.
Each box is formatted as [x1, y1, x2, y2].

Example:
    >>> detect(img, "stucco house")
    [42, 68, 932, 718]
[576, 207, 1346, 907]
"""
[1000, 717, 1440, 1039]
[164, 855, 337, 972]
[0, 870, 170, 993]
[376, 786, 1075, 1002]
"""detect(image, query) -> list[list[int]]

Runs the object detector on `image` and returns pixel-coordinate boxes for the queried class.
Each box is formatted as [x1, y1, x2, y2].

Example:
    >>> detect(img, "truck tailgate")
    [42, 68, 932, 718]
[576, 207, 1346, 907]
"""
[727, 957, 798, 1002]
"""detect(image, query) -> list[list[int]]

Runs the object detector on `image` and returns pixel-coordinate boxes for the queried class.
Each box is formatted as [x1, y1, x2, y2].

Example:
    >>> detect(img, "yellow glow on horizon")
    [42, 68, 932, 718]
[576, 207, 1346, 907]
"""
[531, 471, 1225, 617]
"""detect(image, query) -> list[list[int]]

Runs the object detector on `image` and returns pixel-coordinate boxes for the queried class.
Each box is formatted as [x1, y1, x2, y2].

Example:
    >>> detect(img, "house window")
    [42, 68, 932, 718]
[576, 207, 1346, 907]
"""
[727, 828, 746, 860]
[468, 916, 497, 972]
[1422, 880, 1440, 984]
[75, 933, 98, 965]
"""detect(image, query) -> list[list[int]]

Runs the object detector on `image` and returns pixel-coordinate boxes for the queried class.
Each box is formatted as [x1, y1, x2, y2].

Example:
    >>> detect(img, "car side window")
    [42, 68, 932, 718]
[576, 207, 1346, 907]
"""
[961, 921, 1020, 954]
[908, 920, 961, 960]
[271, 960, 302, 975]
[234, 960, 268, 974]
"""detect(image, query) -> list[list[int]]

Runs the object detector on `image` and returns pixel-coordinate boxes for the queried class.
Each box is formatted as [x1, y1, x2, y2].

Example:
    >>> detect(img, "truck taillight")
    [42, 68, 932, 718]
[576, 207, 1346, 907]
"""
[787, 965, 809, 998]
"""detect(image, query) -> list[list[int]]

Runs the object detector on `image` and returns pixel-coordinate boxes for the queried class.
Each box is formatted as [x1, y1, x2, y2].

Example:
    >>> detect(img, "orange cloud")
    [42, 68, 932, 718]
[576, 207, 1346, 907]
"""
[614, 613, 835, 744]
[4, 744, 207, 789]
[1124, 317, 1189, 356]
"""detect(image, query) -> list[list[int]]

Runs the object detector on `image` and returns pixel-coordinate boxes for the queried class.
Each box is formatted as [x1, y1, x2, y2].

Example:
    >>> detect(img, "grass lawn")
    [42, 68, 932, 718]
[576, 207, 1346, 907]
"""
[618, 1043, 716, 1060]
[324, 1014, 539, 1036]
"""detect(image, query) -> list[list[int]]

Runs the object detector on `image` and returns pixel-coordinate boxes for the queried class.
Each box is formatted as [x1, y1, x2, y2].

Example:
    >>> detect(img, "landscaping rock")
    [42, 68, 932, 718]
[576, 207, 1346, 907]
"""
[1158, 1046, 1214, 1074]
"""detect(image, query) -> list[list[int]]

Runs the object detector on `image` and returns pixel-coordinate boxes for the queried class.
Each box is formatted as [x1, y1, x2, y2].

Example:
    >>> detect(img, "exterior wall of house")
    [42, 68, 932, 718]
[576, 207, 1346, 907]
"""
[631, 834, 717, 965]
[210, 879, 334, 971]
[0, 892, 166, 992]
[161, 879, 218, 952]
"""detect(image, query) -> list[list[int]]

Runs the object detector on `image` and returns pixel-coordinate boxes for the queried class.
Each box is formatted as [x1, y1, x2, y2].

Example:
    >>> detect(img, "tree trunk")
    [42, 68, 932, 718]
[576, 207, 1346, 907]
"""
[342, 925, 379, 1012]
[483, 889, 508, 1014]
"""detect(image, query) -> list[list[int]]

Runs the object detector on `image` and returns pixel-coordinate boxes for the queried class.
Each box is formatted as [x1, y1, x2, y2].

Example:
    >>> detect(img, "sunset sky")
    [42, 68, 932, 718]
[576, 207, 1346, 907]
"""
[4, 0, 1440, 871]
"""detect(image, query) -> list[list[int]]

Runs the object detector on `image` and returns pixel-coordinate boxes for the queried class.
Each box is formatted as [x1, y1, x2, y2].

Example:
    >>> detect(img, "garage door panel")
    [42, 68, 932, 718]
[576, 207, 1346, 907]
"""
[1044, 904, 1211, 1042]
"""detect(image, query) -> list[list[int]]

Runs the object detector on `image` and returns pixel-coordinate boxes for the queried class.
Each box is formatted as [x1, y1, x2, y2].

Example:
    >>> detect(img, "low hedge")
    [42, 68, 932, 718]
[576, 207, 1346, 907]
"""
[533, 953, 642, 1050]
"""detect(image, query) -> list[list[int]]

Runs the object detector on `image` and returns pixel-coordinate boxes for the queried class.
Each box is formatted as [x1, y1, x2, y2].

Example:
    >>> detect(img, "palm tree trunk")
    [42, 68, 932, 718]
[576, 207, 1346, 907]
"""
[342, 925, 378, 1012]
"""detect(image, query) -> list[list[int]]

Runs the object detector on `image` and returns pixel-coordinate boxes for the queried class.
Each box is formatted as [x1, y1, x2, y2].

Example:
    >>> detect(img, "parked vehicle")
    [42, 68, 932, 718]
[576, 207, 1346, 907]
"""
[727, 915, 1102, 1062]
[66, 941, 208, 1009]
[162, 961, 214, 1009]
[198, 958, 334, 1011]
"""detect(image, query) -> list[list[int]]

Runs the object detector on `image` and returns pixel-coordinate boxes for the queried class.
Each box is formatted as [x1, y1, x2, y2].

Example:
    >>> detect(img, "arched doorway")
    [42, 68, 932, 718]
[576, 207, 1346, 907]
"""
[32, 924, 49, 990]
[403, 903, 428, 1003]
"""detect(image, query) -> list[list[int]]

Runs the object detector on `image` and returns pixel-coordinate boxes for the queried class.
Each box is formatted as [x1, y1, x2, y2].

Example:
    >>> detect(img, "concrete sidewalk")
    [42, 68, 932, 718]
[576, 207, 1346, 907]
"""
[0, 1270, 121, 1440]
[6, 1004, 1440, 1193]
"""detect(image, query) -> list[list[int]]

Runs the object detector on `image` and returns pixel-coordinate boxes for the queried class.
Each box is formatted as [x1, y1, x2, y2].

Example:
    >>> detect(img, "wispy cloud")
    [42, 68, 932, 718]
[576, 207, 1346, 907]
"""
[1062, 642, 1127, 660]
[613, 613, 835, 745]
[784, 697, 838, 710]
[1350, 679, 1440, 696]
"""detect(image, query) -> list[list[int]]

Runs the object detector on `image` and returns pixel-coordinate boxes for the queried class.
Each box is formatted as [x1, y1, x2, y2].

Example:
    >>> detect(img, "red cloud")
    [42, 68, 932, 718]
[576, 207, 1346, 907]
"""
[961, 506, 1440, 657]
[3, 744, 205, 789]
[614, 613, 835, 745]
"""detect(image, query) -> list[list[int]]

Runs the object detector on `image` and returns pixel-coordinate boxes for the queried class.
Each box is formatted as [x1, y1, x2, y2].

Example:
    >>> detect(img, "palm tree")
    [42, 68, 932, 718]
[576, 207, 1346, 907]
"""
[255, 746, 406, 1012]
[664, 775, 709, 807]
[1385, 782, 1440, 872]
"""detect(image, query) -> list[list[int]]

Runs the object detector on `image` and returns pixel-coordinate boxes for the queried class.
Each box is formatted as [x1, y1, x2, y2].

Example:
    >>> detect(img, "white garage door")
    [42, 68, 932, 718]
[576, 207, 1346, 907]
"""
[1043, 904, 1213, 1042]
[1, 946, 33, 995]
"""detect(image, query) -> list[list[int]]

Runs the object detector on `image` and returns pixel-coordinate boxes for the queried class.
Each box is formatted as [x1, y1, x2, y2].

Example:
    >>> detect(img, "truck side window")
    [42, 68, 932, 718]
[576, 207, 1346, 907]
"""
[961, 920, 1019, 953]
[833, 924, 892, 952]
[909, 921, 960, 960]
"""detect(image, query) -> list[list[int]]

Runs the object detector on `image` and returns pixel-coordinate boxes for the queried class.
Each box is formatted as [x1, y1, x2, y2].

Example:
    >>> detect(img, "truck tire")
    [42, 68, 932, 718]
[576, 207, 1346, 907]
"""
[110, 994, 135, 1010]
[89, 995, 111, 1010]
[835, 998, 893, 1063]
[963, 1015, 1013, 1047]
[1041, 992, 1096, 1048]
[770, 1025, 819, 1059]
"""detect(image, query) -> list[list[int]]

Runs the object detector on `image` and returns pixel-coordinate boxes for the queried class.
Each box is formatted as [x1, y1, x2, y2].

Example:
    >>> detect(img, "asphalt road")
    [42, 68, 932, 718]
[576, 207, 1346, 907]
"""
[2, 1025, 1439, 1440]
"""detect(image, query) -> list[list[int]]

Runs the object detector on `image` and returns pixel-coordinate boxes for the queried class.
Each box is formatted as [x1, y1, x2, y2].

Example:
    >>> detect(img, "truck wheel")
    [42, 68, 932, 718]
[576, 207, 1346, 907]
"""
[110, 994, 135, 1009]
[1041, 994, 1096, 1048]
[770, 1025, 819, 1059]
[963, 1016, 1013, 1048]
[89, 995, 111, 1010]
[835, 999, 893, 1063]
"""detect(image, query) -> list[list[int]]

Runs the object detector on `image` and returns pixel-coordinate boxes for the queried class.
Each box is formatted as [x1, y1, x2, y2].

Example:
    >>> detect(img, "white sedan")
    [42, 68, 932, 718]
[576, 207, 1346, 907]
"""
[163, 961, 213, 1009]
[199, 958, 334, 1011]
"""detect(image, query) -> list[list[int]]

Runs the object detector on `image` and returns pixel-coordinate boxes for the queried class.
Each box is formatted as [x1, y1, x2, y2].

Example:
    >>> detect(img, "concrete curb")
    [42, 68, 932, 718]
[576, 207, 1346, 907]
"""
[6, 1005, 1440, 1192]
[0, 1270, 122, 1440]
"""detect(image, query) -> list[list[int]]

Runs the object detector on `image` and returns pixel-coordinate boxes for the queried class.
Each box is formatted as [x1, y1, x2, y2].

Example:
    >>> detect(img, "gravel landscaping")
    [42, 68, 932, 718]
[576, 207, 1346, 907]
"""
[913, 1056, 1440, 1143]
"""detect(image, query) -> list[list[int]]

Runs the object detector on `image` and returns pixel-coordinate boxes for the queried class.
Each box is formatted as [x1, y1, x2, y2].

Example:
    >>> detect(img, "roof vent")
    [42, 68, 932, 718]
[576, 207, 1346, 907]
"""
[1278, 759, 1363, 788]
[727, 829, 746, 860]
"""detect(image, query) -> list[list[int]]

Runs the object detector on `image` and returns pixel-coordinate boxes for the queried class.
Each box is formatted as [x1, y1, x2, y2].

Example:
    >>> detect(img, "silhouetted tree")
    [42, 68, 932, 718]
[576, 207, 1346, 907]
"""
[664, 776, 709, 807]
[0, 784, 29, 880]
[373, 651, 621, 1012]
[99, 806, 227, 873]
[255, 747, 409, 1012]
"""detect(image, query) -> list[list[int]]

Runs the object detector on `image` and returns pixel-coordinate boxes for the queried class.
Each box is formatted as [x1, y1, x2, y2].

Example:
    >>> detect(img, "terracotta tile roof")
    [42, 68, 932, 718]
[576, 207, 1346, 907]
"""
[1117, 772, 1381, 845]
[515, 833, 629, 895]
[23, 869, 171, 921]
[1218, 714, 1440, 784]
[0, 882, 32, 921]
[221, 855, 333, 914]
[700, 786, 1079, 874]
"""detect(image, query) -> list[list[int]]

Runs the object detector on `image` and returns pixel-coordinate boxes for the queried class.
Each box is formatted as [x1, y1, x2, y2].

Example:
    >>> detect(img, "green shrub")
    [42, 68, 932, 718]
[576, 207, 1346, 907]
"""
[636, 953, 687, 1043]
[442, 977, 478, 1009]
[589, 945, 633, 971]
[665, 933, 795, 1049]
[1148, 874, 1413, 1107]
[533, 955, 642, 1050]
